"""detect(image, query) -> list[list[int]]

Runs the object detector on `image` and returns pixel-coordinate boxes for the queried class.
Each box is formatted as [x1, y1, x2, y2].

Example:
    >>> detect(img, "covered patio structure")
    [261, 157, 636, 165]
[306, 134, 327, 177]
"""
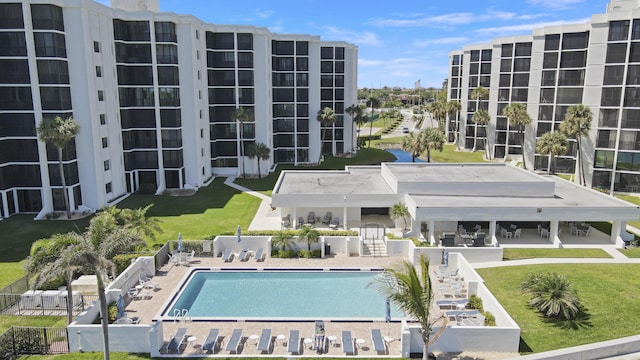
[272, 163, 639, 248]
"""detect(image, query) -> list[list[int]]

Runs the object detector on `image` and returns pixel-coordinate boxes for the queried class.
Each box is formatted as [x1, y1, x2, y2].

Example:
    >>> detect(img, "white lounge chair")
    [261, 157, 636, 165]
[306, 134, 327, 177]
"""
[342, 330, 355, 355]
[202, 329, 220, 353]
[167, 327, 187, 353]
[257, 328, 272, 353]
[329, 217, 339, 229]
[222, 248, 233, 262]
[371, 329, 386, 354]
[225, 329, 243, 353]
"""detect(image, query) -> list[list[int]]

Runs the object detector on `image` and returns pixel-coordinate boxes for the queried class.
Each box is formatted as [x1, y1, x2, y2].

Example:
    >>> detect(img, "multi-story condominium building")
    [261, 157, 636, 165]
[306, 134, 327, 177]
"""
[448, 0, 640, 194]
[0, 0, 357, 218]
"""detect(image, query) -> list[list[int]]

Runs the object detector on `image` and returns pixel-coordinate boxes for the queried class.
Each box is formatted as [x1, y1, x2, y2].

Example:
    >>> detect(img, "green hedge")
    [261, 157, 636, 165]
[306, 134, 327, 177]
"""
[113, 253, 154, 275]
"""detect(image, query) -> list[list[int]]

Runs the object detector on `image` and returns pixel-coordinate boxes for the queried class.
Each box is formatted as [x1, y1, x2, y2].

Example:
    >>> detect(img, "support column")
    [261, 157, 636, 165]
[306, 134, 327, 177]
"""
[611, 221, 625, 248]
[292, 208, 297, 228]
[67, 187, 75, 213]
[550, 220, 561, 248]
[429, 220, 436, 246]
[489, 221, 497, 246]
[343, 206, 347, 230]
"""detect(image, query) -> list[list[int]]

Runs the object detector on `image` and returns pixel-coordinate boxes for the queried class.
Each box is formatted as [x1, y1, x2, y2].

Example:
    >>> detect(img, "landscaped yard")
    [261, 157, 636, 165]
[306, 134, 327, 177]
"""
[616, 194, 640, 230]
[477, 264, 640, 354]
[502, 248, 611, 260]
[0, 316, 66, 335]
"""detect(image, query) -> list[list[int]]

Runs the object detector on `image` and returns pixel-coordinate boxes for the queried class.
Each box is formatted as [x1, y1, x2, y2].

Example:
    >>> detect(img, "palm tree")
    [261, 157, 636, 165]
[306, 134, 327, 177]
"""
[37, 115, 80, 219]
[402, 132, 425, 163]
[372, 255, 446, 360]
[317, 107, 337, 156]
[345, 104, 364, 150]
[426, 100, 446, 131]
[298, 225, 320, 252]
[26, 232, 82, 325]
[471, 109, 491, 157]
[520, 272, 582, 320]
[119, 204, 163, 241]
[390, 202, 410, 231]
[247, 142, 270, 179]
[446, 100, 461, 143]
[422, 128, 446, 163]
[366, 96, 381, 148]
[503, 102, 532, 170]
[232, 107, 254, 179]
[536, 131, 569, 174]
[470, 86, 489, 102]
[272, 230, 295, 253]
[559, 105, 592, 186]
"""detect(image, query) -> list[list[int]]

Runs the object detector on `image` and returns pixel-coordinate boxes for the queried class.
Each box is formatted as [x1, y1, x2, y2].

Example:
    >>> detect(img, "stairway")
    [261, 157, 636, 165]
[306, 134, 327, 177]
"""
[362, 239, 387, 257]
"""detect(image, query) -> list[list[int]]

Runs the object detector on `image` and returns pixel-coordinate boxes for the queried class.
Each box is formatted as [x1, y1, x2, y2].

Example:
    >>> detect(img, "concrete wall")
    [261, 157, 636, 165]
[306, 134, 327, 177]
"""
[516, 334, 640, 360]
[108, 256, 155, 296]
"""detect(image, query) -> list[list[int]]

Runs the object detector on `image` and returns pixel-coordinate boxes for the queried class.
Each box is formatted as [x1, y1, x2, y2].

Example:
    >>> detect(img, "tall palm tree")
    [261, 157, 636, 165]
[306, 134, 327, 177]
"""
[426, 100, 447, 131]
[372, 255, 446, 360]
[272, 230, 295, 253]
[503, 102, 532, 170]
[345, 104, 364, 151]
[119, 204, 163, 241]
[536, 131, 569, 174]
[298, 224, 320, 252]
[390, 202, 410, 231]
[366, 96, 381, 148]
[422, 128, 446, 163]
[471, 109, 491, 157]
[559, 105, 592, 186]
[446, 100, 461, 143]
[247, 142, 270, 179]
[470, 86, 489, 102]
[317, 107, 337, 156]
[232, 107, 254, 179]
[402, 132, 425, 163]
[37, 115, 80, 219]
[26, 232, 82, 325]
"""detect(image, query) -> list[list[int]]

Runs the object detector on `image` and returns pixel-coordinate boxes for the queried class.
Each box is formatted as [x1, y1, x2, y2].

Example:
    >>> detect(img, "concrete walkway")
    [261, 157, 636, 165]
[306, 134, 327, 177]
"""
[223, 177, 282, 230]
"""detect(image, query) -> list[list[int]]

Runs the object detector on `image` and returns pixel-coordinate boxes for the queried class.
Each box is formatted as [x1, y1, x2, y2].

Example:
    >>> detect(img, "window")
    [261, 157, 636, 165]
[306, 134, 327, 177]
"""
[513, 58, 530, 72]
[604, 65, 624, 85]
[105, 182, 112, 193]
[562, 32, 589, 50]
[606, 43, 627, 63]
[0, 3, 24, 29]
[545, 34, 560, 51]
[470, 50, 480, 62]
[104, 160, 110, 171]
[543, 53, 558, 69]
[102, 137, 108, 148]
[154, 21, 176, 42]
[512, 73, 529, 87]
[560, 51, 586, 68]
[0, 32, 27, 56]
[237, 52, 253, 68]
[556, 88, 583, 104]
[93, 41, 100, 53]
[195, 30, 199, 39]
[601, 87, 622, 106]
[540, 88, 554, 103]
[514, 42, 532, 56]
[500, 59, 511, 72]
[97, 90, 104, 101]
[624, 87, 640, 107]
[34, 32, 67, 57]
[99, 114, 106, 125]
[31, 4, 64, 31]
[633, 19, 640, 40]
[156, 44, 178, 64]
[481, 49, 492, 61]
[273, 41, 294, 55]
[237, 33, 253, 50]
[0, 59, 30, 83]
[96, 65, 102, 77]
[558, 69, 585, 86]
[113, 20, 150, 41]
[627, 65, 640, 85]
[599, 109, 619, 127]
[501, 44, 513, 57]
[608, 20, 630, 41]
[296, 41, 308, 55]
[629, 43, 640, 62]
[321, 47, 334, 59]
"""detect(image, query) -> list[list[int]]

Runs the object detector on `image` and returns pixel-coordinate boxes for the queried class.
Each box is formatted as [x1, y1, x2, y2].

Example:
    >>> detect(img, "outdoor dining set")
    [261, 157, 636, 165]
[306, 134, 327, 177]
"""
[281, 211, 340, 229]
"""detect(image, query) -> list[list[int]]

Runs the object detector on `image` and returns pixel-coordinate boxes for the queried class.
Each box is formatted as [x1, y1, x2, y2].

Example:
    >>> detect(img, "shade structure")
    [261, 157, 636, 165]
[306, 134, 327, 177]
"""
[385, 299, 391, 322]
[116, 294, 125, 319]
[177, 233, 183, 253]
[443, 249, 449, 267]
[237, 225, 242, 243]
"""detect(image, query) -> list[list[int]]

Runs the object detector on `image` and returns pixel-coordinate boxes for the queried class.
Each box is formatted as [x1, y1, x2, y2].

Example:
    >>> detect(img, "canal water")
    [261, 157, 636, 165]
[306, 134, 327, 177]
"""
[385, 149, 426, 163]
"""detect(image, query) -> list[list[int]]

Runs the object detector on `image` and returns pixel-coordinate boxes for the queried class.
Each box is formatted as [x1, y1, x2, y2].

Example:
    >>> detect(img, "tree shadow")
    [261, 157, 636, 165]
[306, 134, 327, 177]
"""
[519, 337, 533, 353]
[540, 306, 593, 330]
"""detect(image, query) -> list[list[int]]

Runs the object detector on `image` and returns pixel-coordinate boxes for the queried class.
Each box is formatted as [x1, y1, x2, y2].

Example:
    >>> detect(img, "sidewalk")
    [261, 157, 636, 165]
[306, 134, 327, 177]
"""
[223, 177, 282, 230]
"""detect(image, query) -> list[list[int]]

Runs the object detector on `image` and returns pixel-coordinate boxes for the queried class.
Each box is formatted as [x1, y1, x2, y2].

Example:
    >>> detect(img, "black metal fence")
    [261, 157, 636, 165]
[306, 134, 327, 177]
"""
[154, 242, 170, 269]
[0, 326, 68, 359]
[0, 276, 28, 295]
[0, 293, 97, 316]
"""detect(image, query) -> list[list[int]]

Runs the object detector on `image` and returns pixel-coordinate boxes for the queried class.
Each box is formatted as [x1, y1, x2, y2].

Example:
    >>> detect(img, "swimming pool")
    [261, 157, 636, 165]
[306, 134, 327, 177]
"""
[164, 270, 403, 321]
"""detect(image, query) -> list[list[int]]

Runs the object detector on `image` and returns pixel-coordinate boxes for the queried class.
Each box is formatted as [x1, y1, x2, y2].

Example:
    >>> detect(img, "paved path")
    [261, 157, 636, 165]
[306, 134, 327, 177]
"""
[223, 177, 282, 230]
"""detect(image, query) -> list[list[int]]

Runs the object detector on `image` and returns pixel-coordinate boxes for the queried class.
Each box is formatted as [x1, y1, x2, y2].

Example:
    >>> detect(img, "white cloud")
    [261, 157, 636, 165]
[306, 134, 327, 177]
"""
[359, 59, 384, 67]
[370, 10, 520, 27]
[476, 18, 591, 36]
[320, 26, 381, 46]
[413, 37, 470, 48]
[527, 0, 584, 9]
[255, 9, 274, 19]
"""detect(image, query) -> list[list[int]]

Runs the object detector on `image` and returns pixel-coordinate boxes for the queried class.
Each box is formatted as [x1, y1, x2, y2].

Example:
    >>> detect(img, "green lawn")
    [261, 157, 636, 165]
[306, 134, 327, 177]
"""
[116, 177, 261, 245]
[502, 248, 611, 261]
[0, 316, 66, 334]
[429, 144, 485, 163]
[477, 264, 640, 354]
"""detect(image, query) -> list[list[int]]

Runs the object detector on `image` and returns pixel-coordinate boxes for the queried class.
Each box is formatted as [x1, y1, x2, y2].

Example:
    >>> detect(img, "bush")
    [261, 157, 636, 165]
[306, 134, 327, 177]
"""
[272, 249, 297, 258]
[468, 294, 484, 312]
[107, 301, 119, 323]
[484, 311, 496, 326]
[297, 249, 322, 258]
[113, 253, 144, 275]
[240, 229, 358, 237]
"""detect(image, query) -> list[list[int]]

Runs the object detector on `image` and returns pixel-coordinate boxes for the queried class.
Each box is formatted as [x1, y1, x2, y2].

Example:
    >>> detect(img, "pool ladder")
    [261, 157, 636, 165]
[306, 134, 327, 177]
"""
[173, 308, 191, 323]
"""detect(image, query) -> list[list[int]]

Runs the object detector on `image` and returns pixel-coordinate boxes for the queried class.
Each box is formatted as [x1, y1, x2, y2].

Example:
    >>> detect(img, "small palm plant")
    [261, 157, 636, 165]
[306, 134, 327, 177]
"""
[391, 202, 410, 231]
[272, 230, 295, 254]
[520, 272, 582, 319]
[298, 225, 320, 252]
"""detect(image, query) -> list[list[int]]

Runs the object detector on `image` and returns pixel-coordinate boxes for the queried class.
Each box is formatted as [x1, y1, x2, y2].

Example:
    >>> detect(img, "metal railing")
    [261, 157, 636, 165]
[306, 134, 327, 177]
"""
[0, 326, 68, 359]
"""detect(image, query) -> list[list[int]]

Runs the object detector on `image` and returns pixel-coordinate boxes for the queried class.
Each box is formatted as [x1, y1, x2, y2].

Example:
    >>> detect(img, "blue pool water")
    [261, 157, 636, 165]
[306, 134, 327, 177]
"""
[166, 270, 403, 320]
[386, 149, 426, 163]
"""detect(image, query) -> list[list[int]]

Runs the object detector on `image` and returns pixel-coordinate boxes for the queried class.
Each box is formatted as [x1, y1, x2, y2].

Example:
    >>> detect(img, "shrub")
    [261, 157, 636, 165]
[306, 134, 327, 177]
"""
[298, 249, 312, 258]
[107, 301, 119, 323]
[272, 249, 297, 258]
[468, 294, 484, 312]
[311, 249, 321, 257]
[484, 311, 496, 326]
[521, 272, 582, 319]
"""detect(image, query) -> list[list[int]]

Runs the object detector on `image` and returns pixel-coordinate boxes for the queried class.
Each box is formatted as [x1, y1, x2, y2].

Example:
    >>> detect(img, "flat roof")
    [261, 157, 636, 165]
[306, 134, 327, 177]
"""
[275, 167, 395, 195]
[383, 163, 543, 183]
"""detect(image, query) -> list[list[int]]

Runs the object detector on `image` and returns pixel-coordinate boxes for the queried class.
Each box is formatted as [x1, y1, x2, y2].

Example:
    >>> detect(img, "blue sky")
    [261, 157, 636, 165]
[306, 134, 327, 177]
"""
[155, 0, 607, 88]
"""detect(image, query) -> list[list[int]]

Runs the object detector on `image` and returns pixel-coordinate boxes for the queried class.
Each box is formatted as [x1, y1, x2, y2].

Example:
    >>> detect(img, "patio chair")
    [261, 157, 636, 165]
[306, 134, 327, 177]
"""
[221, 248, 233, 262]
[322, 212, 332, 224]
[540, 228, 549, 238]
[288, 329, 301, 354]
[329, 217, 339, 229]
[307, 211, 316, 224]
[254, 247, 264, 262]
[342, 330, 355, 355]
[257, 328, 272, 353]
[238, 248, 250, 261]
[167, 327, 187, 353]
[514, 229, 522, 239]
[371, 329, 386, 354]
[297, 216, 305, 228]
[202, 329, 220, 353]
[281, 214, 291, 227]
[225, 329, 243, 353]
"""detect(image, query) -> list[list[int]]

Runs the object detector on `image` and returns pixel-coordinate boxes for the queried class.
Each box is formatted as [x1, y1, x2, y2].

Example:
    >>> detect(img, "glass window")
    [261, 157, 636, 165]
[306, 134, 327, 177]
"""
[560, 51, 586, 68]
[606, 43, 627, 63]
[498, 89, 509, 101]
[541, 71, 556, 86]
[321, 47, 334, 59]
[558, 69, 585, 86]
[481, 49, 492, 61]
[511, 88, 528, 102]
[156, 44, 178, 64]
[543, 52, 558, 68]
[604, 65, 624, 85]
[208, 88, 234, 104]
[619, 130, 640, 150]
[480, 63, 491, 74]
[601, 87, 622, 106]
[624, 87, 640, 107]
[335, 47, 345, 60]
[470, 50, 480, 62]
[154, 21, 176, 42]
[545, 34, 560, 51]
[501, 44, 513, 57]
[272, 57, 293, 71]
[321, 61, 333, 73]
[469, 63, 479, 74]
[499, 74, 510, 87]
[469, 76, 478, 87]
[0, 3, 24, 29]
[0, 59, 29, 84]
[296, 57, 308, 71]
[633, 19, 640, 40]
[622, 109, 640, 128]
[296, 41, 308, 55]
[238, 70, 253, 86]
[562, 32, 589, 50]
[629, 43, 640, 62]
[34, 32, 67, 57]
[157, 66, 179, 85]
[595, 150, 615, 169]
[209, 51, 235, 68]
[119, 87, 154, 107]
[237, 52, 253, 68]
[512, 73, 529, 87]
[500, 59, 511, 72]
[599, 109, 619, 127]
[31, 4, 64, 31]
[99, 114, 106, 125]
[273, 41, 294, 55]
[237, 33, 253, 50]
[539, 105, 553, 121]
[113, 20, 150, 41]
[514, 42, 532, 56]
[207, 32, 234, 49]
[115, 43, 152, 63]
[479, 75, 490, 87]
[117, 65, 153, 85]
[513, 58, 530, 72]
[617, 152, 640, 171]
[540, 88, 554, 103]
[556, 88, 583, 104]
[609, 20, 630, 41]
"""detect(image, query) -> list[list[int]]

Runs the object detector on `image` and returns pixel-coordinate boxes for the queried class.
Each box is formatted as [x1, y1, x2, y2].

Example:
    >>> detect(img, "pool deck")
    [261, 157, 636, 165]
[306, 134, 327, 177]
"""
[123, 254, 518, 359]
